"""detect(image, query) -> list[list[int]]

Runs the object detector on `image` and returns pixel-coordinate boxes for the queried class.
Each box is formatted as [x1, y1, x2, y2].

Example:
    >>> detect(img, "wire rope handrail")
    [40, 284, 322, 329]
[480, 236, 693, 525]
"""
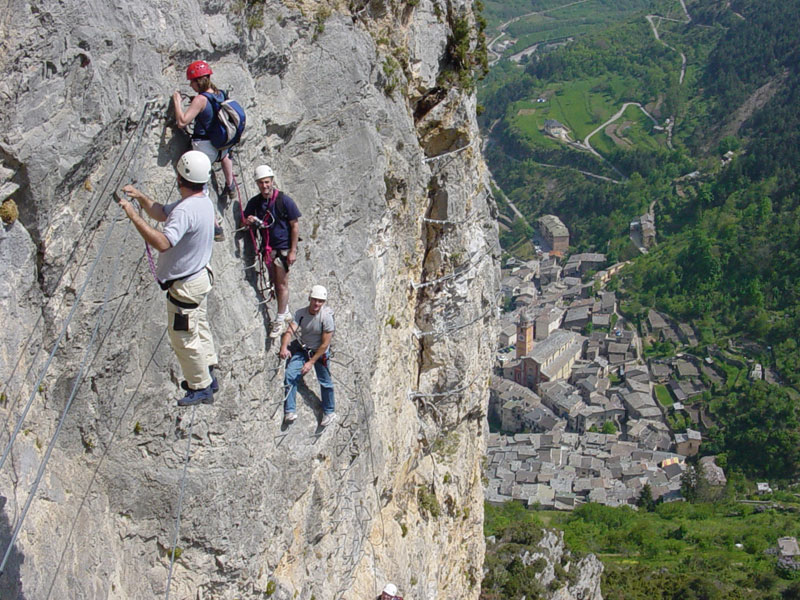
[0, 220, 131, 573]
[0, 99, 159, 427]
[0, 101, 159, 472]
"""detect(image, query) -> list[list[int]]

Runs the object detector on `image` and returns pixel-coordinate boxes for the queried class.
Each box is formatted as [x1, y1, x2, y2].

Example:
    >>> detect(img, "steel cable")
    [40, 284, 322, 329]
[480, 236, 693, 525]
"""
[0, 99, 158, 416]
[0, 219, 131, 573]
[164, 404, 198, 600]
[0, 100, 159, 471]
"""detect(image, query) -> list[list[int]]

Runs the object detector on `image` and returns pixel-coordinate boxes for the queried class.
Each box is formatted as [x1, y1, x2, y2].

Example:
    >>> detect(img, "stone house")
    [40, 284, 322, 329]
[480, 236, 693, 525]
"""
[543, 119, 568, 140]
[539, 214, 570, 253]
[778, 537, 800, 558]
[564, 252, 606, 277]
[498, 322, 517, 348]
[647, 309, 669, 336]
[563, 305, 591, 331]
[675, 429, 702, 456]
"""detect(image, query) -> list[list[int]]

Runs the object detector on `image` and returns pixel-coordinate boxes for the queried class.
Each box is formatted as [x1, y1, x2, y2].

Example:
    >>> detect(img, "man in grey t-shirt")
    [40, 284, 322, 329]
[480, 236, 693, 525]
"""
[119, 150, 218, 407]
[279, 285, 335, 426]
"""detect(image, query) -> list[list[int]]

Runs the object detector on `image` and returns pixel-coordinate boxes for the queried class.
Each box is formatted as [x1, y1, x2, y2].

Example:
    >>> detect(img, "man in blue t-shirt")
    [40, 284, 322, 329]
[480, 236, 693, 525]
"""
[243, 164, 301, 338]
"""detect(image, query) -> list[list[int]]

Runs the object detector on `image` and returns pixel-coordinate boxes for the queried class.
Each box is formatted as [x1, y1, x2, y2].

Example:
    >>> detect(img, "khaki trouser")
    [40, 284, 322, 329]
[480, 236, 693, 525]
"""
[166, 270, 217, 389]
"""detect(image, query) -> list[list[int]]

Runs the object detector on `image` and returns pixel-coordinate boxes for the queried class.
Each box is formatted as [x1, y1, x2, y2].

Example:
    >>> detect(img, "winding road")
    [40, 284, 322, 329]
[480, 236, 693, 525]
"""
[570, 102, 659, 179]
[582, 102, 658, 152]
[487, 0, 592, 67]
[485, 0, 756, 189]
[551, 0, 694, 168]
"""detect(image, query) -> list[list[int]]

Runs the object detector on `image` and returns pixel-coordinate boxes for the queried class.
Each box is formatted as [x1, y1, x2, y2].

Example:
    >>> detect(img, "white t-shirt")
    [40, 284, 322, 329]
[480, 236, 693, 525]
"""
[157, 192, 214, 282]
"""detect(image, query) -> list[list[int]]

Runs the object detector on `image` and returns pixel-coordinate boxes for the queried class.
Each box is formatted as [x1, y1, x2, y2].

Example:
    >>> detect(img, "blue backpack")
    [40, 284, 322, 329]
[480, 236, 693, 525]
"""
[201, 91, 246, 150]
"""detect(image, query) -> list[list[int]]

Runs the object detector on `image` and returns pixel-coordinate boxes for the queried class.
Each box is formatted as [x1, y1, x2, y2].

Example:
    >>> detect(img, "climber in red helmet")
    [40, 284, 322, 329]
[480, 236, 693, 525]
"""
[172, 60, 236, 240]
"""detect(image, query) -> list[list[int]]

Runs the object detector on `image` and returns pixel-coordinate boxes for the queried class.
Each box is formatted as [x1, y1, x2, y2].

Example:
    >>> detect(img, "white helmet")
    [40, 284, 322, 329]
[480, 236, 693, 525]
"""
[382, 583, 398, 596]
[309, 285, 328, 301]
[176, 150, 211, 184]
[254, 164, 274, 180]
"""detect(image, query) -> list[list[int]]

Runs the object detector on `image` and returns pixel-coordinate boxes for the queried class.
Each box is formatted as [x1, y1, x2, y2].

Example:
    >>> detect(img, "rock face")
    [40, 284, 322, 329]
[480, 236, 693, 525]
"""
[525, 530, 604, 600]
[485, 529, 604, 600]
[0, 1, 498, 599]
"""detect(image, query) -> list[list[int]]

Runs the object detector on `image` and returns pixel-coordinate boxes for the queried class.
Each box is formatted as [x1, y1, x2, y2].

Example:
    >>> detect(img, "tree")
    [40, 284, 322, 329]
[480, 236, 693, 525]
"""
[602, 421, 617, 434]
[681, 465, 701, 502]
[782, 581, 800, 600]
[711, 382, 800, 479]
[637, 484, 656, 512]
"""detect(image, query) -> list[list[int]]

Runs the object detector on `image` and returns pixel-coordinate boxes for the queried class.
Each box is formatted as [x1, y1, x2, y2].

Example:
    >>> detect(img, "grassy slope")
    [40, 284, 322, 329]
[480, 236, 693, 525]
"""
[486, 500, 800, 599]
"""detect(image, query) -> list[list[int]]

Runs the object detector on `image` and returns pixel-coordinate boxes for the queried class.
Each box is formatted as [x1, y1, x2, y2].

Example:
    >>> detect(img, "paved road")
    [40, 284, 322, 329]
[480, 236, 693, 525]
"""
[485, 0, 704, 186]
[645, 15, 688, 85]
[582, 102, 658, 151]
[487, 0, 592, 66]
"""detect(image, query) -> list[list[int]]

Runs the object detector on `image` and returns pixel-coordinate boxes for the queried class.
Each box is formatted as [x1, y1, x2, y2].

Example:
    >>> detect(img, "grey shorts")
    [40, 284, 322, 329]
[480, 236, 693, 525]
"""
[192, 138, 229, 163]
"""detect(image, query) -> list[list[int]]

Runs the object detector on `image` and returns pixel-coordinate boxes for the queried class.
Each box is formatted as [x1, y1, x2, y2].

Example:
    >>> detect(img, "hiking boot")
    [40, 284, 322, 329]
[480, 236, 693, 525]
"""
[320, 412, 336, 427]
[181, 368, 219, 394]
[209, 367, 219, 394]
[214, 223, 225, 242]
[284, 411, 297, 423]
[177, 383, 214, 407]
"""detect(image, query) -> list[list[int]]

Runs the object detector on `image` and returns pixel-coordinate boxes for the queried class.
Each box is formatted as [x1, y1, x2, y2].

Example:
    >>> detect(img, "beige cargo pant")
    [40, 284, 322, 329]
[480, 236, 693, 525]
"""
[167, 269, 217, 389]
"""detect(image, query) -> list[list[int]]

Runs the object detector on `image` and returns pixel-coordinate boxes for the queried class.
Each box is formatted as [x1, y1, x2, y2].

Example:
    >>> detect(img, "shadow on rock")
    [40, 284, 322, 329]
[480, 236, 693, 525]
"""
[0, 496, 27, 599]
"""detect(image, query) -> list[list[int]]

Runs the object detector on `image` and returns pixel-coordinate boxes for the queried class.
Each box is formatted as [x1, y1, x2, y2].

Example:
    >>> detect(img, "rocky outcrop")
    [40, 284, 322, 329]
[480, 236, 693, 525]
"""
[0, 0, 498, 598]
[485, 529, 604, 600]
[525, 530, 603, 600]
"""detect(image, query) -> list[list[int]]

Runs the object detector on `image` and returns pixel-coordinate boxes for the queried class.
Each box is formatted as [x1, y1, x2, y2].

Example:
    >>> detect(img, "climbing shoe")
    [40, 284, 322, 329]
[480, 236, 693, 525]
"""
[284, 411, 297, 423]
[214, 223, 225, 242]
[177, 383, 214, 407]
[320, 412, 336, 427]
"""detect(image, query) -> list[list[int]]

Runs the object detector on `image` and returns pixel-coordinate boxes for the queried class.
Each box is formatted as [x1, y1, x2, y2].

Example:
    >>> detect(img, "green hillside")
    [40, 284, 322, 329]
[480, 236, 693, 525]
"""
[481, 0, 800, 596]
[485, 500, 800, 600]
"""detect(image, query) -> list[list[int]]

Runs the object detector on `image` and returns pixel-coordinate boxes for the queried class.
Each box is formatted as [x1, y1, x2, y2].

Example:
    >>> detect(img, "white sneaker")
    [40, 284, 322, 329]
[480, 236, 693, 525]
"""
[284, 411, 297, 423]
[320, 412, 336, 427]
[269, 319, 286, 339]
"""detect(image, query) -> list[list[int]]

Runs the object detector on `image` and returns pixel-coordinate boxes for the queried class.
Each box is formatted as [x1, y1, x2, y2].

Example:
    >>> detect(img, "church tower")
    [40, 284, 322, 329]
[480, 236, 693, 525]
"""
[516, 311, 534, 359]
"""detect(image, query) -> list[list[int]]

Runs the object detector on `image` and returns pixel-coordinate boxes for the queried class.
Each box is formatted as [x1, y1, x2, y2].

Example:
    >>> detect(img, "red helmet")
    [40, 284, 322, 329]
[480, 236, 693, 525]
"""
[186, 60, 212, 80]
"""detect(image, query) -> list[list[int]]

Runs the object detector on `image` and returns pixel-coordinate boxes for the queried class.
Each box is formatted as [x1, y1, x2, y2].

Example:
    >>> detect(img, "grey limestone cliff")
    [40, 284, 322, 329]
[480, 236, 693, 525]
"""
[0, 0, 499, 598]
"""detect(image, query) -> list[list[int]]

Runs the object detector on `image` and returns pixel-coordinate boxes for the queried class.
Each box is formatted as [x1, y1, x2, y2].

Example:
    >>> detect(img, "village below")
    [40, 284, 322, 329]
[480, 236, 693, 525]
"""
[478, 1, 800, 597]
[488, 212, 786, 512]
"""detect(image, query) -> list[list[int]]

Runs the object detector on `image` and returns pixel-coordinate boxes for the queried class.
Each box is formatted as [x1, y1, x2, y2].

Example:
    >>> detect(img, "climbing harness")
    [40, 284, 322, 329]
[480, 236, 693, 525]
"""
[232, 153, 282, 305]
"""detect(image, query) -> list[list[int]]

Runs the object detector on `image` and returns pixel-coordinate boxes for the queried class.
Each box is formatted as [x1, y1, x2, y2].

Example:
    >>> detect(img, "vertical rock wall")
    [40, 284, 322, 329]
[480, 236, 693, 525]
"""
[0, 0, 499, 598]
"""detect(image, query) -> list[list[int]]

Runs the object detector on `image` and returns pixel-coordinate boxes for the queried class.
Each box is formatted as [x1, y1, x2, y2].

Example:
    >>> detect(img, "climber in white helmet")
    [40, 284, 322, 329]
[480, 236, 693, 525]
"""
[379, 583, 403, 600]
[242, 164, 301, 338]
[279, 285, 335, 427]
[119, 150, 219, 407]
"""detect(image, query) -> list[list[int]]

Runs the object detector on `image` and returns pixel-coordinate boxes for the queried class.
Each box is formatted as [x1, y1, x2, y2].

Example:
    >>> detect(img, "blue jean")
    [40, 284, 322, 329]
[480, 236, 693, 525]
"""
[283, 349, 335, 414]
